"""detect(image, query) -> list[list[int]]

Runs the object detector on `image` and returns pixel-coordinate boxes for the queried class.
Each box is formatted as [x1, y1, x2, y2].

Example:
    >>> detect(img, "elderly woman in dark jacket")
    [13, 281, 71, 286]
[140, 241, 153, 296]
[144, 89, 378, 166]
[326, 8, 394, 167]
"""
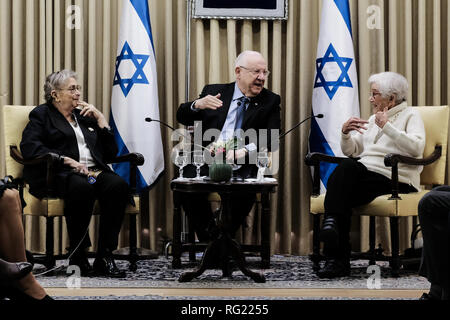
[20, 70, 129, 278]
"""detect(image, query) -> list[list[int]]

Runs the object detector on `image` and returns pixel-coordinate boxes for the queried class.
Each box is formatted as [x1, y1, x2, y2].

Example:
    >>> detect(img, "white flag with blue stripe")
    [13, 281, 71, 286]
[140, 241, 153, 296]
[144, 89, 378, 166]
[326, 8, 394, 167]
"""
[309, 0, 360, 192]
[110, 0, 164, 191]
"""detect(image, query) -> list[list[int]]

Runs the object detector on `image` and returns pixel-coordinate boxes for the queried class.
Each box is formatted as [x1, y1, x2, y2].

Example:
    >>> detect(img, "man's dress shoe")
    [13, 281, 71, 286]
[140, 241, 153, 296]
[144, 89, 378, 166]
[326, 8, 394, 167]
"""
[93, 256, 126, 278]
[69, 256, 93, 276]
[317, 259, 350, 279]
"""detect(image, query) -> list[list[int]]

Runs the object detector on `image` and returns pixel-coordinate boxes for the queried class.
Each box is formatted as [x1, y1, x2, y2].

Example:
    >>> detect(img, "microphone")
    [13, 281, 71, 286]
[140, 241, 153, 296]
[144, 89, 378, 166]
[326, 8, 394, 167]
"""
[145, 117, 176, 131]
[279, 114, 324, 139]
[145, 117, 207, 151]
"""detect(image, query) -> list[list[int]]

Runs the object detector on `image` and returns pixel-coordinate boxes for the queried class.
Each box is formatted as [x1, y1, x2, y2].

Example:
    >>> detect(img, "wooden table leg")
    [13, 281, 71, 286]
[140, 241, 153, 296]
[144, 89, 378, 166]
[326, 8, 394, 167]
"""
[260, 192, 271, 269]
[172, 191, 182, 269]
[220, 192, 265, 282]
[178, 191, 265, 283]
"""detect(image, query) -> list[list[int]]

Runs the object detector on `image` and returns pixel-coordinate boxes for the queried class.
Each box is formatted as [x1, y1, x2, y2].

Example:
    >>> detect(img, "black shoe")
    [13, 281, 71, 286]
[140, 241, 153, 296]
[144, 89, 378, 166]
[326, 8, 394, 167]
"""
[319, 216, 339, 247]
[93, 256, 126, 278]
[69, 256, 93, 277]
[317, 259, 350, 279]
[419, 292, 441, 300]
[1, 285, 53, 302]
[0, 258, 33, 281]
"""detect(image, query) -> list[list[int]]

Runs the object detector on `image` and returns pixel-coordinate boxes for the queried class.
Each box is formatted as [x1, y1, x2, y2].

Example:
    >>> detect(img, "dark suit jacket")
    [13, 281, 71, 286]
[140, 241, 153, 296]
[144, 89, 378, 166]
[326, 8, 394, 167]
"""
[176, 82, 281, 178]
[20, 102, 118, 198]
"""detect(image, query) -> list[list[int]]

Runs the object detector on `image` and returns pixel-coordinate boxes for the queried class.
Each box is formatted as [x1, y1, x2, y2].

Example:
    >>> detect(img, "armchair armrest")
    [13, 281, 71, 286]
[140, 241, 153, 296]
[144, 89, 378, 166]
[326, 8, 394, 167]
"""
[10, 145, 61, 166]
[106, 152, 145, 194]
[305, 152, 348, 166]
[304, 152, 353, 197]
[10, 145, 61, 196]
[384, 145, 442, 199]
[384, 145, 442, 167]
[107, 152, 145, 166]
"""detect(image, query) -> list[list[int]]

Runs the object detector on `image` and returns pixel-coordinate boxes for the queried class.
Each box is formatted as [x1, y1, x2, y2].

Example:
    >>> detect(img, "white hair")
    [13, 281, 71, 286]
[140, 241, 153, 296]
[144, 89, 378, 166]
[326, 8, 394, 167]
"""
[368, 72, 408, 104]
[235, 51, 265, 68]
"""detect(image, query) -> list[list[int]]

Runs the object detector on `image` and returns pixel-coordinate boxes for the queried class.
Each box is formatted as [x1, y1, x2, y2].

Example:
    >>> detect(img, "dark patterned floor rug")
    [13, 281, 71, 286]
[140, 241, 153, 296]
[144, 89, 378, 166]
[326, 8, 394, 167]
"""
[35, 254, 429, 291]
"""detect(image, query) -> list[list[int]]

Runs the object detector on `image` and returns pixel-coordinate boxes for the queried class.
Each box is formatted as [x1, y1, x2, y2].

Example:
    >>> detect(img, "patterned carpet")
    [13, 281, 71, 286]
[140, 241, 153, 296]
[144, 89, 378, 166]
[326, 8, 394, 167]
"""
[35, 254, 429, 291]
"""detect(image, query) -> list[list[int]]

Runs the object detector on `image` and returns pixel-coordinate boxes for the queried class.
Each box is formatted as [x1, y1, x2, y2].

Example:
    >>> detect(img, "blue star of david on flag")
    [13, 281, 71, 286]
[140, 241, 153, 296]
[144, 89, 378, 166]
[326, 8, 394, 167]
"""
[113, 41, 149, 97]
[314, 43, 353, 100]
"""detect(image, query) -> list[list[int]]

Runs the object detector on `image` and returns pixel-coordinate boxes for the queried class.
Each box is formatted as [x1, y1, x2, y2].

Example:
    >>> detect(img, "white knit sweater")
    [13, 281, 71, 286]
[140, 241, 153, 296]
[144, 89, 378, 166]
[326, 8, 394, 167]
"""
[340, 102, 426, 191]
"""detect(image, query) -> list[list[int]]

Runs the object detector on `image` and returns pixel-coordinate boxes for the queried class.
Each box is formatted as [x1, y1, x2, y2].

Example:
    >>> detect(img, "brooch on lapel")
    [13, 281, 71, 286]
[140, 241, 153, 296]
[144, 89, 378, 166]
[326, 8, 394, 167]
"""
[88, 127, 94, 132]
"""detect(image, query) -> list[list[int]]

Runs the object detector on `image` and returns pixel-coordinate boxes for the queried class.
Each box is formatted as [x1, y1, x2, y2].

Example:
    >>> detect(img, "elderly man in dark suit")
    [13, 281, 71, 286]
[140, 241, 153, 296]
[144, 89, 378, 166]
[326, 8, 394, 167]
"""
[176, 50, 281, 242]
[20, 70, 129, 278]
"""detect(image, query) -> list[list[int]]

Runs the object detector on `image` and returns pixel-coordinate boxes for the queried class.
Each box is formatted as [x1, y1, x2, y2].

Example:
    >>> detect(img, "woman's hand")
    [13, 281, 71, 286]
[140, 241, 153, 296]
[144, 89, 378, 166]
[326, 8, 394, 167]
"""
[375, 107, 389, 128]
[342, 117, 369, 134]
[64, 157, 89, 175]
[77, 101, 109, 129]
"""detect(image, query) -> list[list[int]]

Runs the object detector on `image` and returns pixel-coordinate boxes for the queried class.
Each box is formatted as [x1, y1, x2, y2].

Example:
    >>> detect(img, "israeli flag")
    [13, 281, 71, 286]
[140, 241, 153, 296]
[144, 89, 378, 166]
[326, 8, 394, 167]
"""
[110, 0, 164, 191]
[309, 0, 360, 191]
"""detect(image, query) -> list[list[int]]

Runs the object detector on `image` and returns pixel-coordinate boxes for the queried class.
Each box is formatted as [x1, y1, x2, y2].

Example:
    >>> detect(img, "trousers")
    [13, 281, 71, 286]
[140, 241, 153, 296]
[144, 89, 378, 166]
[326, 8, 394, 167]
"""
[56, 170, 129, 256]
[324, 158, 416, 259]
[418, 185, 450, 290]
[180, 164, 256, 241]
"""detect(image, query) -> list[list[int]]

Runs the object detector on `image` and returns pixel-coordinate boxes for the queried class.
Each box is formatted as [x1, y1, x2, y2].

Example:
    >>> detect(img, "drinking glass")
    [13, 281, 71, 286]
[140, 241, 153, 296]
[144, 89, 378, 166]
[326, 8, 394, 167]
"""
[193, 150, 204, 180]
[174, 150, 188, 180]
[256, 151, 270, 181]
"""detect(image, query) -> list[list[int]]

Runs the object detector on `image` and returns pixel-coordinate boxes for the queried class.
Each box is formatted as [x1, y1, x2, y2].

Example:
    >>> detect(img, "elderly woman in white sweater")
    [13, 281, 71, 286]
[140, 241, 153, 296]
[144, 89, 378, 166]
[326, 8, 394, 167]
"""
[318, 72, 425, 279]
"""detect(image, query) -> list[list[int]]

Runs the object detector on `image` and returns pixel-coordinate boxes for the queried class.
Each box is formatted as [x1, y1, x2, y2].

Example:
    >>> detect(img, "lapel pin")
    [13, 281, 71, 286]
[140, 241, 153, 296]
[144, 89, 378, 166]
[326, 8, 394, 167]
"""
[88, 127, 94, 132]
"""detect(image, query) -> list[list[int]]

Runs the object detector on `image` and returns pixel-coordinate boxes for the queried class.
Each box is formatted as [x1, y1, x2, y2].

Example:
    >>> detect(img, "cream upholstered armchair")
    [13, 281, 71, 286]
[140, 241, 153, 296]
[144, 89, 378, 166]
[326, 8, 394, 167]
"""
[305, 106, 449, 276]
[2, 105, 145, 271]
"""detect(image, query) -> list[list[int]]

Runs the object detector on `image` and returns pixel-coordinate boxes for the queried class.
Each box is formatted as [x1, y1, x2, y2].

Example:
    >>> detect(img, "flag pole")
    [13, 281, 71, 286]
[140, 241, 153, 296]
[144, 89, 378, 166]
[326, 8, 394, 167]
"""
[185, 0, 192, 102]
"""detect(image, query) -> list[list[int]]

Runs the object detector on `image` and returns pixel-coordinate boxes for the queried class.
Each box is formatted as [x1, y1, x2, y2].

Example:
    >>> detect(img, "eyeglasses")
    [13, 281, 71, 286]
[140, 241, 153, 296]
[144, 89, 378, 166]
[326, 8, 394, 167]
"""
[239, 66, 270, 77]
[369, 91, 382, 98]
[60, 85, 82, 93]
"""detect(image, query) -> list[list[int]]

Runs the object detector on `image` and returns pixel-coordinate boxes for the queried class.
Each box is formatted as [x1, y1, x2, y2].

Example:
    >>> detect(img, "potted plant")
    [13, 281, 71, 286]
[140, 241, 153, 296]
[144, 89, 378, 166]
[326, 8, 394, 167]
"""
[208, 138, 239, 182]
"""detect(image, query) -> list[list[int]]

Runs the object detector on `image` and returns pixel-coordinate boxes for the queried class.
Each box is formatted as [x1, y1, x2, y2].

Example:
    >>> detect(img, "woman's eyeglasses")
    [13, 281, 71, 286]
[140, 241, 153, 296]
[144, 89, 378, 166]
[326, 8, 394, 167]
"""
[60, 85, 82, 93]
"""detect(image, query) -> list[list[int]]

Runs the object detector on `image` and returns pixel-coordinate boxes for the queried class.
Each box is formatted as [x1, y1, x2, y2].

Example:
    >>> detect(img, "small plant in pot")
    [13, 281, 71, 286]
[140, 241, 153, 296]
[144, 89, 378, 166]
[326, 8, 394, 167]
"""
[208, 138, 239, 182]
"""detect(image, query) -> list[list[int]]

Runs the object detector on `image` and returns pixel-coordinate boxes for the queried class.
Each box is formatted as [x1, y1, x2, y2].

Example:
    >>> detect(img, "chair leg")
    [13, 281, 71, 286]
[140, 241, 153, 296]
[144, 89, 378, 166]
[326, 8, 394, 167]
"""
[128, 214, 138, 271]
[389, 217, 400, 277]
[369, 216, 376, 265]
[45, 217, 56, 270]
[310, 214, 321, 271]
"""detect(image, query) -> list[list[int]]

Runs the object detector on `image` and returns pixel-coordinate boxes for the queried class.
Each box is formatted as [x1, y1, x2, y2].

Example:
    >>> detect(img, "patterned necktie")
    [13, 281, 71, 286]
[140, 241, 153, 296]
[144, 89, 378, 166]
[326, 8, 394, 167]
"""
[234, 96, 249, 130]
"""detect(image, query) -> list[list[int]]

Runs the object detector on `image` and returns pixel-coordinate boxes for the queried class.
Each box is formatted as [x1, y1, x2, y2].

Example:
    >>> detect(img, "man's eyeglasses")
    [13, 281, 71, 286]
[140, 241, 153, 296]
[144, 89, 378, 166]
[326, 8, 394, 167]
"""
[239, 66, 270, 77]
[60, 85, 82, 93]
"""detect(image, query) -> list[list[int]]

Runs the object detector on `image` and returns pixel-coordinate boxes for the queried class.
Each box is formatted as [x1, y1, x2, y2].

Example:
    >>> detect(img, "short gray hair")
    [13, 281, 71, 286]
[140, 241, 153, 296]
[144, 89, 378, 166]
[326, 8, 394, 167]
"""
[368, 72, 408, 104]
[235, 51, 264, 68]
[44, 69, 78, 102]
